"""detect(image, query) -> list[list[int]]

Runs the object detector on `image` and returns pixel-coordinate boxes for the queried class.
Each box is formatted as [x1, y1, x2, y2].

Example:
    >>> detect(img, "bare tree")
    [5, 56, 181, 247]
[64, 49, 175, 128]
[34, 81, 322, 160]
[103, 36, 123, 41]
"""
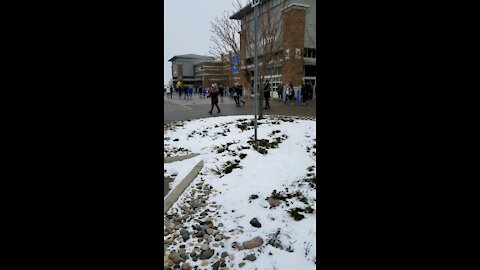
[210, 0, 285, 119]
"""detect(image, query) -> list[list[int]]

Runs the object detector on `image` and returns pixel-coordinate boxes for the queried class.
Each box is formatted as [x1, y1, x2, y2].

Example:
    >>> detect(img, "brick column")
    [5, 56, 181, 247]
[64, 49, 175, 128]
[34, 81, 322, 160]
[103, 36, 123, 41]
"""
[281, 5, 306, 87]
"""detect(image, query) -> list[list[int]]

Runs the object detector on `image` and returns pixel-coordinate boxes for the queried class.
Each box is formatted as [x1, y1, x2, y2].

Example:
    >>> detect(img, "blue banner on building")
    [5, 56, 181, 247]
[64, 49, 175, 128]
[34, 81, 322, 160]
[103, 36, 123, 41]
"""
[231, 55, 239, 65]
[231, 55, 239, 74]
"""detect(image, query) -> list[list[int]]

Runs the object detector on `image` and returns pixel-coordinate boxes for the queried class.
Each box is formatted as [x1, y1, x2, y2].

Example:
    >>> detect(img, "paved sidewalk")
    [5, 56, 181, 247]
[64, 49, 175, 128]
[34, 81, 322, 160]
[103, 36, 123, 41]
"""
[164, 94, 316, 123]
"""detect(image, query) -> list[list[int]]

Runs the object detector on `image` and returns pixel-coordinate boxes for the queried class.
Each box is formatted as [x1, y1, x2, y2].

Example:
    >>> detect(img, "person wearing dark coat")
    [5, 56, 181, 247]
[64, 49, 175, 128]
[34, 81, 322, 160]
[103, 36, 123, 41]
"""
[306, 82, 313, 103]
[263, 80, 271, 109]
[277, 82, 283, 100]
[219, 85, 224, 102]
[301, 82, 307, 105]
[207, 84, 221, 114]
[233, 83, 245, 106]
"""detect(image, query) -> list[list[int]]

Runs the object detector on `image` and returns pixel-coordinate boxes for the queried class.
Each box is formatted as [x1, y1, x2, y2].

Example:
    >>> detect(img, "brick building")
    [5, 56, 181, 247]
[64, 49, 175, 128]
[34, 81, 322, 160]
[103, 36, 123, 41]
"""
[168, 54, 215, 88]
[230, 0, 316, 93]
[193, 56, 241, 88]
[169, 54, 241, 89]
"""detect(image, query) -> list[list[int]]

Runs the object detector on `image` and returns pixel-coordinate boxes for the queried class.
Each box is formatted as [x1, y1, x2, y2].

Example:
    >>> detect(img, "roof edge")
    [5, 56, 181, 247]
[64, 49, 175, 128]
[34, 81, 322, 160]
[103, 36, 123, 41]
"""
[230, 3, 252, 20]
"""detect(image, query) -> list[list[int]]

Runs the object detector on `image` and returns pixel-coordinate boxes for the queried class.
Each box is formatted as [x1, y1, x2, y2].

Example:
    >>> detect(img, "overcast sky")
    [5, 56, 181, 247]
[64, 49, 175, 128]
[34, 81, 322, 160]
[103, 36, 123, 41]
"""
[164, 0, 248, 85]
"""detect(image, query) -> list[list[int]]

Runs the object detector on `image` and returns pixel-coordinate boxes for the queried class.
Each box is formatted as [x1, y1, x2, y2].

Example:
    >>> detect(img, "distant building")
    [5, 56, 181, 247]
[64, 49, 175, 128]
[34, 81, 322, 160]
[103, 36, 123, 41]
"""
[169, 53, 241, 89]
[168, 54, 215, 88]
[194, 54, 241, 88]
[230, 0, 316, 91]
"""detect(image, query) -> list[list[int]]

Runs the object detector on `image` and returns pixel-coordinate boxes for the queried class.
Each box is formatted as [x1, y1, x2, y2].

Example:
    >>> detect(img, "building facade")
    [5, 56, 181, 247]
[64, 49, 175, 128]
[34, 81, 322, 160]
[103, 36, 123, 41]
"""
[169, 53, 241, 89]
[168, 54, 215, 88]
[193, 59, 231, 88]
[230, 0, 316, 92]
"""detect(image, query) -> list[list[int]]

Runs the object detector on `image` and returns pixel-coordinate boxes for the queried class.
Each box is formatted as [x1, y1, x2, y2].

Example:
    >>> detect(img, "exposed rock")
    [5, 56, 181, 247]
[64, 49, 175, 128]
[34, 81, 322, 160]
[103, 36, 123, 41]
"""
[239, 262, 246, 267]
[199, 249, 214, 260]
[181, 262, 190, 270]
[201, 244, 209, 250]
[212, 260, 220, 270]
[250, 218, 261, 228]
[243, 254, 257, 261]
[221, 252, 228, 258]
[267, 197, 281, 207]
[179, 229, 190, 241]
[242, 236, 264, 249]
[168, 252, 182, 264]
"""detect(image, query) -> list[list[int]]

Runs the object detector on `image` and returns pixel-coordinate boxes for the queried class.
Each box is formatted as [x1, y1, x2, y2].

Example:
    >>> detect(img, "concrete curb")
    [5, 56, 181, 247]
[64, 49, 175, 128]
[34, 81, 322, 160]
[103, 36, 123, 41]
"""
[164, 153, 200, 163]
[164, 159, 204, 214]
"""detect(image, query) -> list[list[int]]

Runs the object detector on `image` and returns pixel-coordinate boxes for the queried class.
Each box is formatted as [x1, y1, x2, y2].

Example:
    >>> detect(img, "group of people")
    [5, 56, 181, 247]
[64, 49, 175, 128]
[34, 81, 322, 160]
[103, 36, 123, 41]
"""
[264, 80, 315, 107]
[206, 83, 246, 114]
[300, 82, 315, 105]
[164, 80, 316, 113]
[165, 86, 206, 99]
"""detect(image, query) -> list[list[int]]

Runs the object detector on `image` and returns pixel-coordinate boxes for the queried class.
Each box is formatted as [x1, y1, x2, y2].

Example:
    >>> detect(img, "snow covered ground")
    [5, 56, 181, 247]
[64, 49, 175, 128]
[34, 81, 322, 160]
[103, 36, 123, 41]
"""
[164, 115, 316, 270]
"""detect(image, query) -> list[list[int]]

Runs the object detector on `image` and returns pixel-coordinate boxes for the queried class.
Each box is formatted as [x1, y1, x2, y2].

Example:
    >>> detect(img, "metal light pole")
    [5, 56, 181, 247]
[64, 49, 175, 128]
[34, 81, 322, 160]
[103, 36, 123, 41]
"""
[253, 0, 260, 141]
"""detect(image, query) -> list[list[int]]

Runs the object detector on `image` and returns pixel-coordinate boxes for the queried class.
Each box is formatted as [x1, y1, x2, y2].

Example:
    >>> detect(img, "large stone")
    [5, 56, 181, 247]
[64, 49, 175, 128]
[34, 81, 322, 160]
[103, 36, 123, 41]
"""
[243, 254, 257, 261]
[199, 249, 214, 260]
[179, 229, 190, 241]
[212, 260, 221, 270]
[267, 197, 281, 207]
[242, 236, 264, 249]
[249, 218, 262, 228]
[168, 252, 182, 264]
[181, 262, 190, 270]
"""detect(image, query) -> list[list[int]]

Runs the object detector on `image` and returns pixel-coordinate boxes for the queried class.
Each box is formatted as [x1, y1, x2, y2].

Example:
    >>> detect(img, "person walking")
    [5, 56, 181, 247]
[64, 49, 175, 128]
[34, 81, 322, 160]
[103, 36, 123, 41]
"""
[166, 85, 172, 99]
[219, 85, 224, 102]
[263, 80, 271, 109]
[207, 84, 221, 114]
[287, 81, 294, 105]
[238, 84, 245, 106]
[233, 84, 240, 106]
[277, 82, 283, 101]
[176, 81, 182, 99]
[306, 82, 313, 104]
[233, 83, 245, 107]
[301, 82, 307, 105]
[188, 87, 193, 99]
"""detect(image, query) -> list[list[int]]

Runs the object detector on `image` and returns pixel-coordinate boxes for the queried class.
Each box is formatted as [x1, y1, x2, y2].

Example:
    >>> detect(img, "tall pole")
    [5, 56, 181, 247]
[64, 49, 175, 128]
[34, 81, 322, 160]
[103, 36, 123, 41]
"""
[253, 1, 259, 141]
